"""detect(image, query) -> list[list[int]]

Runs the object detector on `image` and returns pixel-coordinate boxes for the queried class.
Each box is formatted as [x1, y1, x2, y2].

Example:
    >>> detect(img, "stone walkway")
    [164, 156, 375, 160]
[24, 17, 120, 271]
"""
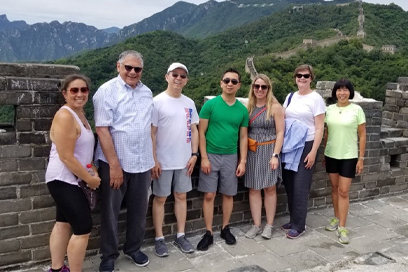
[26, 194, 408, 272]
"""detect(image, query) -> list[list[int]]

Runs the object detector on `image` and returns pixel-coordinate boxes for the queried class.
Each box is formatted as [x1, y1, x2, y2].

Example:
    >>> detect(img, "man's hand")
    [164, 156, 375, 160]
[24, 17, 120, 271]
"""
[110, 164, 124, 189]
[236, 162, 246, 177]
[201, 157, 211, 174]
[186, 156, 198, 176]
[151, 161, 162, 179]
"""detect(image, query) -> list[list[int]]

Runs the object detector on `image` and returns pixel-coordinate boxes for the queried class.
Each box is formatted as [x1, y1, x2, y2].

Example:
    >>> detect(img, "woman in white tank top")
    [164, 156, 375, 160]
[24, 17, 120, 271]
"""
[46, 74, 101, 272]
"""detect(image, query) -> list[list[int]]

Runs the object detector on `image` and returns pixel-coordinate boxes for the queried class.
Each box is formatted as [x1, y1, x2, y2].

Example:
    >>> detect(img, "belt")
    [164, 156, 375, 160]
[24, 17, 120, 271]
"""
[257, 139, 276, 146]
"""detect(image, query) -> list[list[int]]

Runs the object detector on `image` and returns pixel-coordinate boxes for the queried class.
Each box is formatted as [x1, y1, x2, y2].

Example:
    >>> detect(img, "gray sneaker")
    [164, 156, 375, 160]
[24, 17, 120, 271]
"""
[174, 235, 194, 253]
[337, 227, 350, 244]
[325, 217, 339, 231]
[155, 239, 169, 257]
[261, 224, 273, 239]
[245, 225, 262, 239]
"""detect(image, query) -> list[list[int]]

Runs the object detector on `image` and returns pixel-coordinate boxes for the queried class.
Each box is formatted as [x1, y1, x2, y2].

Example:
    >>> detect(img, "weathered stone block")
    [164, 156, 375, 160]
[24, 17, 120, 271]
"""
[0, 132, 16, 145]
[0, 172, 31, 186]
[0, 214, 18, 228]
[0, 225, 29, 240]
[377, 178, 395, 187]
[32, 195, 54, 209]
[382, 111, 393, 119]
[0, 251, 31, 267]
[33, 145, 51, 157]
[19, 133, 46, 144]
[384, 104, 399, 112]
[16, 105, 59, 119]
[398, 77, 408, 84]
[400, 107, 408, 114]
[6, 77, 60, 92]
[385, 97, 396, 105]
[0, 240, 20, 254]
[369, 133, 381, 141]
[0, 92, 32, 106]
[386, 89, 402, 98]
[31, 170, 46, 184]
[31, 221, 54, 235]
[397, 99, 406, 107]
[0, 199, 32, 214]
[18, 158, 45, 171]
[32, 247, 51, 261]
[0, 63, 79, 78]
[389, 183, 408, 192]
[366, 126, 381, 134]
[34, 92, 62, 104]
[0, 187, 17, 201]
[309, 188, 332, 198]
[389, 147, 406, 155]
[20, 184, 48, 198]
[19, 208, 56, 224]
[15, 120, 32, 132]
[386, 83, 398, 90]
[33, 119, 52, 131]
[364, 109, 382, 118]
[20, 233, 49, 249]
[382, 119, 396, 127]
[0, 146, 31, 158]
[0, 159, 17, 172]
[392, 113, 403, 121]
[359, 188, 380, 198]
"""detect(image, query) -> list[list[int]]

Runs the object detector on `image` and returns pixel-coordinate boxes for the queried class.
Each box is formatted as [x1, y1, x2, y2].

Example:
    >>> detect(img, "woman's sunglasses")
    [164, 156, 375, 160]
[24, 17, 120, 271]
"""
[222, 78, 239, 85]
[253, 84, 268, 91]
[171, 73, 187, 79]
[295, 73, 311, 79]
[69, 87, 89, 94]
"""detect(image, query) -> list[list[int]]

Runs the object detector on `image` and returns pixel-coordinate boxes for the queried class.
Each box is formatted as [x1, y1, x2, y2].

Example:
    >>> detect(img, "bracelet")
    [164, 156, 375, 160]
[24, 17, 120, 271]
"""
[358, 157, 364, 161]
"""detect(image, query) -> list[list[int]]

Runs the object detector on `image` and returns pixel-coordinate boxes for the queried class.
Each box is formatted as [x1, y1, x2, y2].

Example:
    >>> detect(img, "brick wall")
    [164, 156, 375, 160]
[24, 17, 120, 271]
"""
[1, 64, 408, 270]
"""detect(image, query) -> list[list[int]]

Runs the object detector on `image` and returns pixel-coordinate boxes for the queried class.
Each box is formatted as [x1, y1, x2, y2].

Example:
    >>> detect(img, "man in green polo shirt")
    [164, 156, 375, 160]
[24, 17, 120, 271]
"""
[196, 68, 249, 251]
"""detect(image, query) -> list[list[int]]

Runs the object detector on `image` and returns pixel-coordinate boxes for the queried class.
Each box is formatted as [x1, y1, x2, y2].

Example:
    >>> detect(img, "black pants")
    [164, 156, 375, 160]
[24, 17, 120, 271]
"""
[98, 160, 151, 260]
[282, 141, 315, 232]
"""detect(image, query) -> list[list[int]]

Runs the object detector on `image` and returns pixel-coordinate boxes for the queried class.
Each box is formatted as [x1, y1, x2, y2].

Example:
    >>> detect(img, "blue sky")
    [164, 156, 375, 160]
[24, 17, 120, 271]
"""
[1, 0, 407, 29]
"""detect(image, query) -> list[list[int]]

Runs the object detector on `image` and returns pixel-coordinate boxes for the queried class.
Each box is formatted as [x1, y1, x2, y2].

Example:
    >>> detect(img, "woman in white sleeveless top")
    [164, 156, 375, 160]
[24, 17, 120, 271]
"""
[45, 75, 100, 272]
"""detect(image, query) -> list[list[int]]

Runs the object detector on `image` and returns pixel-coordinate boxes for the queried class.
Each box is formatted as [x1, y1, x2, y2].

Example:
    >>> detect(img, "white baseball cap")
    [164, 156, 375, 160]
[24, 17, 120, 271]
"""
[167, 62, 188, 74]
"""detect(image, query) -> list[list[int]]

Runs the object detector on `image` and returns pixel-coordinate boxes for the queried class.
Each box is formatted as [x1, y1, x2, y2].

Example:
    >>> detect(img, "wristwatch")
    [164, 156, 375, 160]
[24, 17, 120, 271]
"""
[191, 153, 199, 158]
[272, 153, 279, 158]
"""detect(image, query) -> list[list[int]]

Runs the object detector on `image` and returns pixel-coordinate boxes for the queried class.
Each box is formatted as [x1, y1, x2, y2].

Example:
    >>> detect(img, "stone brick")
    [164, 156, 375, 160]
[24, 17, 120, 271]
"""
[389, 183, 408, 193]
[382, 119, 396, 127]
[386, 89, 402, 98]
[0, 63, 79, 78]
[0, 132, 16, 145]
[364, 109, 382, 118]
[0, 226, 29, 240]
[0, 214, 18, 228]
[0, 159, 17, 172]
[383, 104, 399, 112]
[397, 99, 406, 107]
[403, 92, 408, 99]
[313, 197, 326, 207]
[0, 92, 32, 105]
[392, 113, 403, 121]
[398, 77, 408, 84]
[34, 92, 63, 104]
[377, 178, 396, 187]
[0, 187, 17, 200]
[31, 170, 46, 184]
[0, 172, 31, 186]
[30, 221, 54, 235]
[20, 184, 49, 198]
[20, 233, 49, 249]
[386, 83, 398, 90]
[370, 118, 382, 126]
[309, 188, 331, 198]
[16, 105, 60, 119]
[15, 120, 32, 131]
[366, 126, 381, 134]
[396, 120, 408, 129]
[31, 195, 55, 210]
[0, 199, 31, 213]
[19, 133, 47, 144]
[382, 111, 393, 120]
[6, 77, 60, 92]
[19, 208, 55, 224]
[33, 145, 51, 157]
[32, 247, 51, 261]
[0, 146, 31, 158]
[368, 149, 380, 157]
[0, 239, 20, 254]
[0, 251, 31, 266]
[359, 188, 380, 198]
[33, 119, 52, 131]
[18, 158, 45, 171]
[385, 97, 396, 105]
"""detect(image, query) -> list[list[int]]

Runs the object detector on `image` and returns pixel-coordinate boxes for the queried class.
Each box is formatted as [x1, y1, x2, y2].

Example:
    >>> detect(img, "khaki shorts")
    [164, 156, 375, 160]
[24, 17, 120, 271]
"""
[152, 168, 192, 197]
[198, 153, 238, 196]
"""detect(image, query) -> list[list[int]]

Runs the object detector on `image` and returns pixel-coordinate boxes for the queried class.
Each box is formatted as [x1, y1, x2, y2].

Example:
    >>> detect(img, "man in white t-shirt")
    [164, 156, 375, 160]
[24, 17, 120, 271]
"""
[151, 62, 199, 257]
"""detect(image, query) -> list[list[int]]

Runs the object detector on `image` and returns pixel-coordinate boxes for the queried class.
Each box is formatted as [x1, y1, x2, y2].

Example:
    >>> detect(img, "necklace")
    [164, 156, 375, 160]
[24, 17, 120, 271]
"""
[337, 104, 349, 114]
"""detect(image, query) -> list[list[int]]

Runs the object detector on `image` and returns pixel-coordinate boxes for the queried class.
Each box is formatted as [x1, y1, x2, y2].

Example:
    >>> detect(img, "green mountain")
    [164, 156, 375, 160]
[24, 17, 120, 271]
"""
[54, 2, 408, 120]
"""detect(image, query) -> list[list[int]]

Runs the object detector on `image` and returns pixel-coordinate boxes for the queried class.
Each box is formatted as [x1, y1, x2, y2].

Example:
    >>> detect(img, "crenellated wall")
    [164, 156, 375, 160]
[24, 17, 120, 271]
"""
[1, 64, 408, 271]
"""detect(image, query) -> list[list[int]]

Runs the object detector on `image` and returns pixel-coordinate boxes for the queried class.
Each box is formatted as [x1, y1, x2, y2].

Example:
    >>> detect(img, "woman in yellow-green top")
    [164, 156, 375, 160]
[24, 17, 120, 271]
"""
[323, 79, 366, 244]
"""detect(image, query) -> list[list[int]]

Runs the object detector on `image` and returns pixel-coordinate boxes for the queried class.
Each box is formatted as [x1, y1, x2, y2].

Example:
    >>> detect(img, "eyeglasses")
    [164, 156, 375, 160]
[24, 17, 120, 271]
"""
[171, 73, 187, 79]
[253, 84, 268, 91]
[123, 65, 143, 73]
[69, 87, 89, 94]
[295, 73, 311, 79]
[222, 78, 239, 85]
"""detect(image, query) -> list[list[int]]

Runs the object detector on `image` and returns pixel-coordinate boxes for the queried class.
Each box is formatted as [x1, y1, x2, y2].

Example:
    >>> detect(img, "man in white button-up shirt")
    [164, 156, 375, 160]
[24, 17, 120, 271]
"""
[93, 50, 154, 271]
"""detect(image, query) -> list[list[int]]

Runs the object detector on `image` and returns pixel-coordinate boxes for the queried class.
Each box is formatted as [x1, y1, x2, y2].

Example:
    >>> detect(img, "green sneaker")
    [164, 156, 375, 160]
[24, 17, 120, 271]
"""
[325, 217, 339, 231]
[337, 227, 350, 244]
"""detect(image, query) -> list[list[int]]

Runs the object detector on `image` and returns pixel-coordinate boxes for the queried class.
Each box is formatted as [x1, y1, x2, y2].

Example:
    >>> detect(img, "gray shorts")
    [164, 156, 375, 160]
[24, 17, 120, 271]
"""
[198, 153, 238, 196]
[152, 168, 192, 197]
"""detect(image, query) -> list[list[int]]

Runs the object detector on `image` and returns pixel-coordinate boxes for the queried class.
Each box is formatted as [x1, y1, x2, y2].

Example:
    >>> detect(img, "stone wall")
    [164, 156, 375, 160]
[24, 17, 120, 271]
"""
[1, 64, 408, 271]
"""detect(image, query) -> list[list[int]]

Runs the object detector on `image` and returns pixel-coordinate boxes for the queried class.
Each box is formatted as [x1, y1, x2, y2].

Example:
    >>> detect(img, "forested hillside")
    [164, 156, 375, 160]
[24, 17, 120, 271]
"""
[52, 2, 408, 120]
